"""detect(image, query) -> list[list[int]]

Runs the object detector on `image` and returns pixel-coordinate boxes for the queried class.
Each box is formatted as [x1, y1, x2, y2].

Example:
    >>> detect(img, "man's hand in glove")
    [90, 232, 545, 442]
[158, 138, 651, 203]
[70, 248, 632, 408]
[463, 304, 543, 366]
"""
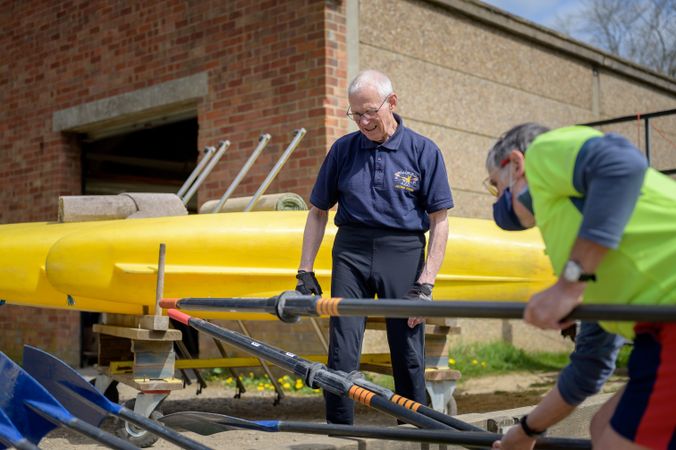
[295, 270, 323, 295]
[404, 282, 433, 328]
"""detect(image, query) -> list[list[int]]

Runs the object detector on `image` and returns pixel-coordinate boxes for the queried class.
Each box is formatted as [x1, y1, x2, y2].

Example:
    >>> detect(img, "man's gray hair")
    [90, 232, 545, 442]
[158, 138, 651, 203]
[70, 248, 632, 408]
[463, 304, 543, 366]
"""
[348, 70, 393, 99]
[486, 123, 550, 170]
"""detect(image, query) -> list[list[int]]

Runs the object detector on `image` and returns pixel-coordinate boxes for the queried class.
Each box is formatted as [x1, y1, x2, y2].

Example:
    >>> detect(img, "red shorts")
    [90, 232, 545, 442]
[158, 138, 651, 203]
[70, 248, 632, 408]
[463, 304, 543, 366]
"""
[610, 322, 676, 450]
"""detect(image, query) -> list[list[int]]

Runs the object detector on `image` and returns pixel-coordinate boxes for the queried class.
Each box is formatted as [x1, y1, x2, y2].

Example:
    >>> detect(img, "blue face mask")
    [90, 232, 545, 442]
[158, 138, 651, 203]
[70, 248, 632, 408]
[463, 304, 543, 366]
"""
[492, 187, 527, 231]
[517, 187, 534, 215]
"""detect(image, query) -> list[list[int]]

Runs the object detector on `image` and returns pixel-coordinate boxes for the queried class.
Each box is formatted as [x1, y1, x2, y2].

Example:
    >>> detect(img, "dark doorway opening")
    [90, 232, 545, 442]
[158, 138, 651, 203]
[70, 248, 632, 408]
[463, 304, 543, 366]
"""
[79, 117, 201, 367]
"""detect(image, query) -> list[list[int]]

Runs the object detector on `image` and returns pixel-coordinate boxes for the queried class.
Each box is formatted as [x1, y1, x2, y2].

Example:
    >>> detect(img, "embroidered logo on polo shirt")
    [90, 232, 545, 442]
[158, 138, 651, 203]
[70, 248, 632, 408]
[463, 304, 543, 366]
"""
[394, 170, 419, 192]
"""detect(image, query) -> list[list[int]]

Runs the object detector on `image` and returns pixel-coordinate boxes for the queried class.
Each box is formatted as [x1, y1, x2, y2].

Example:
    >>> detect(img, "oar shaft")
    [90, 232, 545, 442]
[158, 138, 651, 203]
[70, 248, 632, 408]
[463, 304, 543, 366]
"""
[168, 310, 453, 431]
[164, 295, 676, 323]
[117, 408, 211, 450]
[9, 439, 41, 450]
[26, 402, 137, 450]
[64, 417, 138, 450]
[277, 422, 591, 450]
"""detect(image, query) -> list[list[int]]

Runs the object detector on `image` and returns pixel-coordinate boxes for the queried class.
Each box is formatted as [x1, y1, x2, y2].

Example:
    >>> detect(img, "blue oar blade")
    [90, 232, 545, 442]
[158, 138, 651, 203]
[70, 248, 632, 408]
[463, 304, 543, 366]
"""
[24, 346, 212, 450]
[160, 412, 277, 435]
[22, 346, 113, 426]
[0, 408, 29, 449]
[0, 352, 59, 444]
[25, 400, 137, 450]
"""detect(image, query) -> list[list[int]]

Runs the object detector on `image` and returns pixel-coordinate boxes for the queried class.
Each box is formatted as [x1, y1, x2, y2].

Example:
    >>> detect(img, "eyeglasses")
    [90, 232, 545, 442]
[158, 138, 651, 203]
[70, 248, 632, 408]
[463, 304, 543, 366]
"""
[483, 158, 510, 197]
[346, 94, 391, 122]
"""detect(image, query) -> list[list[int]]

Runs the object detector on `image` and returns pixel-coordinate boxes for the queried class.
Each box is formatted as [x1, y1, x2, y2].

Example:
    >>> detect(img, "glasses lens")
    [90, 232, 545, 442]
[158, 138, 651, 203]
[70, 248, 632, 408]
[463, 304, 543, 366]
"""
[483, 177, 498, 197]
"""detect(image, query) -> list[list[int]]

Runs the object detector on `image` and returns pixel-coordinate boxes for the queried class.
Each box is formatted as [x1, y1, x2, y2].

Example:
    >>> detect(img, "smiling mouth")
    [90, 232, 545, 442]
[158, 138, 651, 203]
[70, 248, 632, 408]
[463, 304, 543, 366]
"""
[363, 125, 377, 132]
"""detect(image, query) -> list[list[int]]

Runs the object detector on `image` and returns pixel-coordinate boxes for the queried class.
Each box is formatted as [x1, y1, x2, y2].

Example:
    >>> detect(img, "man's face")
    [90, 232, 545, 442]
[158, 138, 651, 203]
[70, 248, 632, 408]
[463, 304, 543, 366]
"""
[348, 87, 395, 143]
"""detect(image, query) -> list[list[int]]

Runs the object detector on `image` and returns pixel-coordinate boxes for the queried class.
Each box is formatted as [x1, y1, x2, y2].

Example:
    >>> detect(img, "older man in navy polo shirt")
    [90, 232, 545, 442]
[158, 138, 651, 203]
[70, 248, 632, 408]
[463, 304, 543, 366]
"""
[296, 70, 453, 425]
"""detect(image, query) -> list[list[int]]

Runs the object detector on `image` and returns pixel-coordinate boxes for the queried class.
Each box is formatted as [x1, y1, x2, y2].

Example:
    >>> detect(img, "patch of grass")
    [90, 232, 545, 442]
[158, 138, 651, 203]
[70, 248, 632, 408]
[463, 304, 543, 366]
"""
[447, 341, 570, 377]
[201, 341, 633, 395]
[204, 369, 321, 395]
[447, 340, 632, 378]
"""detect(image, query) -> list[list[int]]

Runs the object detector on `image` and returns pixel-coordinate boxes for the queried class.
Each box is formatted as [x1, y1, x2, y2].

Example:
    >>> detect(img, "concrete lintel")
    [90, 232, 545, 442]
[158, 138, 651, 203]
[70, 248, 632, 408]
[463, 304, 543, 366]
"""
[52, 72, 208, 133]
[425, 0, 676, 95]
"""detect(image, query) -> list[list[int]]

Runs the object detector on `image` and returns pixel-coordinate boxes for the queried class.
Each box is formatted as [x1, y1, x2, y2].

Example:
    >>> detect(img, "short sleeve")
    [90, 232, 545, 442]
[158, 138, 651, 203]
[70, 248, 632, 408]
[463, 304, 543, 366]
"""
[309, 146, 339, 210]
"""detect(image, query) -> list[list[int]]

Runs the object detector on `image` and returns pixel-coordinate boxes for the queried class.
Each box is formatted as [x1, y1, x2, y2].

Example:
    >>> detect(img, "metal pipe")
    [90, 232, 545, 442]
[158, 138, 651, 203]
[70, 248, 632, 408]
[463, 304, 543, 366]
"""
[244, 128, 306, 212]
[181, 140, 230, 205]
[645, 117, 651, 164]
[177, 146, 216, 199]
[211, 133, 271, 214]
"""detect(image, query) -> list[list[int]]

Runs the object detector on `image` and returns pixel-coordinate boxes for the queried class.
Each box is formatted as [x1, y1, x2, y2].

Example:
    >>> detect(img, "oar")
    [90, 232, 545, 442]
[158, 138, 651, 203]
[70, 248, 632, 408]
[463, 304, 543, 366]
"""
[0, 409, 40, 450]
[0, 352, 137, 450]
[161, 292, 676, 323]
[167, 309, 471, 433]
[160, 411, 591, 450]
[22, 345, 212, 450]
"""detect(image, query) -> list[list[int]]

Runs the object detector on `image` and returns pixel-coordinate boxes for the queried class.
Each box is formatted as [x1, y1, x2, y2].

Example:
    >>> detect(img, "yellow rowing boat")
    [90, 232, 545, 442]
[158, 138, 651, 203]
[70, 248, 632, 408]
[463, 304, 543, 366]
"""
[0, 211, 554, 319]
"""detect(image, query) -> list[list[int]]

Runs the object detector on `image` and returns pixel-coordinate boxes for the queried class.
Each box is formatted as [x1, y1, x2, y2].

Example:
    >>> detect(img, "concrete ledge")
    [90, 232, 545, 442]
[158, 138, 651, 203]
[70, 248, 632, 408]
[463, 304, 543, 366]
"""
[52, 72, 208, 137]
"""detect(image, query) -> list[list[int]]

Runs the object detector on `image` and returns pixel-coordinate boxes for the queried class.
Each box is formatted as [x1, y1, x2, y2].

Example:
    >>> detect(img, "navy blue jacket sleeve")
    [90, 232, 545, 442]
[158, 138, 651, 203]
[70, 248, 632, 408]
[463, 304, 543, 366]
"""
[310, 147, 339, 210]
[557, 321, 625, 406]
[573, 134, 648, 248]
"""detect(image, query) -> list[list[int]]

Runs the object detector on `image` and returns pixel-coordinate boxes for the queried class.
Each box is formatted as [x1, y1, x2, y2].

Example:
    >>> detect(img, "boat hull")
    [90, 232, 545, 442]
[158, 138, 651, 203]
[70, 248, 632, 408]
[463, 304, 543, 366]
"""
[0, 211, 554, 319]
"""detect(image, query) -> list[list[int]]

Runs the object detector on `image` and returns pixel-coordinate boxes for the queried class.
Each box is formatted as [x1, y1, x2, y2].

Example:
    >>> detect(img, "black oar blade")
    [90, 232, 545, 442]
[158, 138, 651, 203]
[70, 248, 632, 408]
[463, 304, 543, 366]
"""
[22, 346, 109, 427]
[160, 411, 275, 435]
[0, 352, 60, 444]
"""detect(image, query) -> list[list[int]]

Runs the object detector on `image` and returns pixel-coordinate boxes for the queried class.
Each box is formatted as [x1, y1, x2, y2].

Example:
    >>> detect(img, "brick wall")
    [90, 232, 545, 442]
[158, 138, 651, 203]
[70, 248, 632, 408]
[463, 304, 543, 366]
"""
[0, 0, 349, 364]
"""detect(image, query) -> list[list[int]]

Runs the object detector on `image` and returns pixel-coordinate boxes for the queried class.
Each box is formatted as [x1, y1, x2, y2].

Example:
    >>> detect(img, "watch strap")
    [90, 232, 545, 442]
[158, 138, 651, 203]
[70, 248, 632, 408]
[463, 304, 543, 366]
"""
[520, 415, 546, 437]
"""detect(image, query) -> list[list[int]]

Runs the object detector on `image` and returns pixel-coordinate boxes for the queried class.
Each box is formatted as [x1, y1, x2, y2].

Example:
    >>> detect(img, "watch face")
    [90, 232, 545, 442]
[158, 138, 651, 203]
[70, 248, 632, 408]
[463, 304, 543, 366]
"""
[563, 260, 581, 282]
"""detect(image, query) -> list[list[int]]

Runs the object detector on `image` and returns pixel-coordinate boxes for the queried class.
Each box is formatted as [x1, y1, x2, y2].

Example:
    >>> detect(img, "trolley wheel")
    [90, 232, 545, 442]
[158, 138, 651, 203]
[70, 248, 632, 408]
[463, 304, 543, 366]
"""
[88, 379, 119, 404]
[115, 399, 162, 448]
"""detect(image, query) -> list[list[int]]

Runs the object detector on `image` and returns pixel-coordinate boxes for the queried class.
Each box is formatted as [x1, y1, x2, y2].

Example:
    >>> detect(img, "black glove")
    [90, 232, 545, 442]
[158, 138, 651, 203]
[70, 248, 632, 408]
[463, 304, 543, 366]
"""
[295, 270, 323, 295]
[404, 282, 433, 301]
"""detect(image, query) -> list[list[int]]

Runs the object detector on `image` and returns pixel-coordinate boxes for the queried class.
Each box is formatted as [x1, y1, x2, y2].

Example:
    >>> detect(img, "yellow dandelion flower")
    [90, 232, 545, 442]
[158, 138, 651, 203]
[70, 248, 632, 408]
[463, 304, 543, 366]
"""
[283, 383, 291, 389]
[481, 361, 487, 368]
[471, 359, 478, 365]
[225, 377, 233, 384]
[257, 386, 264, 391]
[449, 358, 456, 365]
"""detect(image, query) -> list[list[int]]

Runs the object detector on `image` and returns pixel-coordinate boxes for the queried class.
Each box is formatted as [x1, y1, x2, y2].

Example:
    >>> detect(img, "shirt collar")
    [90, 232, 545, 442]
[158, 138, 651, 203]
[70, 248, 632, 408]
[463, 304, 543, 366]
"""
[359, 113, 405, 151]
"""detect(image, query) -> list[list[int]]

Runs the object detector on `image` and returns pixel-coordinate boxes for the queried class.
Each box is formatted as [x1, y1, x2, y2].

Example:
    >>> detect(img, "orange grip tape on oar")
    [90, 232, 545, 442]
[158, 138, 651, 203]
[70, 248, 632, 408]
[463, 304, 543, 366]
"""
[347, 386, 375, 406]
[159, 298, 178, 309]
[167, 309, 191, 325]
[392, 394, 422, 412]
[315, 298, 342, 316]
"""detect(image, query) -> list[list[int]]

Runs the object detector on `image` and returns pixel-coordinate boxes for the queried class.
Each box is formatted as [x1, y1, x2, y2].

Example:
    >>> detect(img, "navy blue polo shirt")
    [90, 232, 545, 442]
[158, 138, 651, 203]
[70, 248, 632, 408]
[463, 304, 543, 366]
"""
[310, 114, 453, 232]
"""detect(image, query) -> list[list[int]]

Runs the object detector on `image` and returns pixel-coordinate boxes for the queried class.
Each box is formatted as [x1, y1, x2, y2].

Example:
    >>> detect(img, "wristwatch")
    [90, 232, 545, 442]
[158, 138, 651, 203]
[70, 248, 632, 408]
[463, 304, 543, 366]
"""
[562, 260, 596, 283]
[519, 415, 547, 437]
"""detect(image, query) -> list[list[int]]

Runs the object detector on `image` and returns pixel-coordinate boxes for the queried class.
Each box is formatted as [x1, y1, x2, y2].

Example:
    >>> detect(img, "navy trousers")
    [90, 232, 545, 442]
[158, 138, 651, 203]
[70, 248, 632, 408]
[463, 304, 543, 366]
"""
[325, 225, 427, 424]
